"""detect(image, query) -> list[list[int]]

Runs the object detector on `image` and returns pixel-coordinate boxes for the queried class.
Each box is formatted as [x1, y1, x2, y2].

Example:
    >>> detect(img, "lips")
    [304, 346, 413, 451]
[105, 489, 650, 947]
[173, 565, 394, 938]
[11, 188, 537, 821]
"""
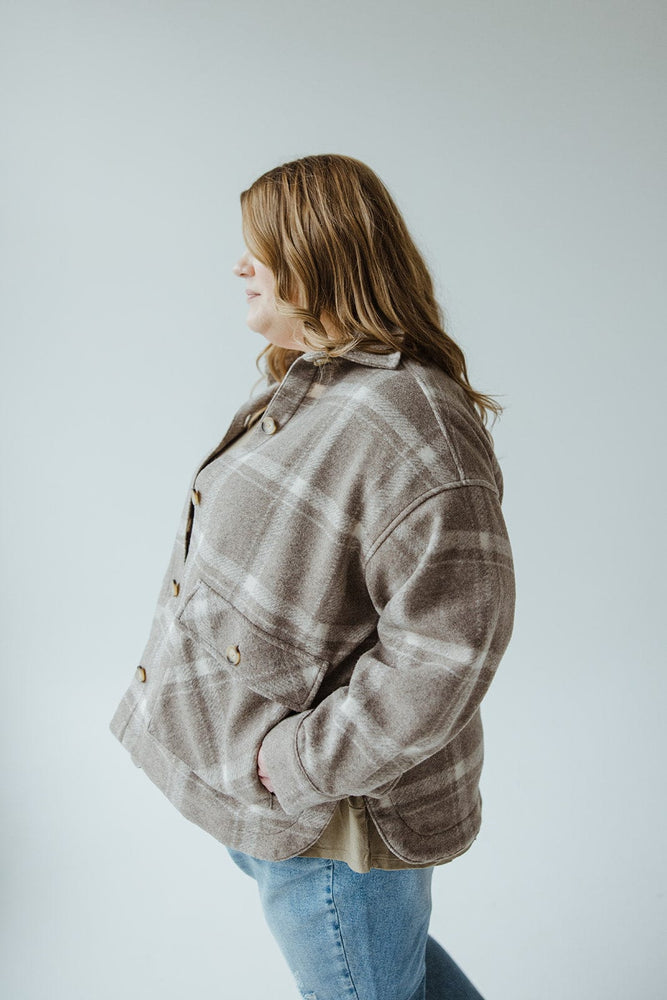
[246, 292, 260, 299]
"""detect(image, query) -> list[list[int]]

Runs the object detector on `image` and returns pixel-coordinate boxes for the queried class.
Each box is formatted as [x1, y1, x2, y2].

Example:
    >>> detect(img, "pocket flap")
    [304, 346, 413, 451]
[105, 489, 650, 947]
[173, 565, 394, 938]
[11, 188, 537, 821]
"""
[176, 579, 328, 712]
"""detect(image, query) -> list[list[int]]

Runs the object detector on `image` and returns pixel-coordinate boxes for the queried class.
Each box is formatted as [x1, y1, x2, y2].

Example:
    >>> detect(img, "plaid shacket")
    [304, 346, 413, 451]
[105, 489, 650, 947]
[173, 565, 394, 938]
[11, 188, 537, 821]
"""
[109, 345, 516, 865]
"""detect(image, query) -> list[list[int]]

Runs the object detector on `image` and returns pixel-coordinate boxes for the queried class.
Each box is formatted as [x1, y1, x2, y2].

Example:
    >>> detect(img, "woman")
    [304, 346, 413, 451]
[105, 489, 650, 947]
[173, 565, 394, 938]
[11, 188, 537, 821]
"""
[109, 153, 516, 1000]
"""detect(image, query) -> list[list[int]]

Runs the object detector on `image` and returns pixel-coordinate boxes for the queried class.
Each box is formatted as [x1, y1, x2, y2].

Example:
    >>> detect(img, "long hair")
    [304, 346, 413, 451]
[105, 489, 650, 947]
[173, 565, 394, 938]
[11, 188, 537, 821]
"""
[240, 154, 504, 428]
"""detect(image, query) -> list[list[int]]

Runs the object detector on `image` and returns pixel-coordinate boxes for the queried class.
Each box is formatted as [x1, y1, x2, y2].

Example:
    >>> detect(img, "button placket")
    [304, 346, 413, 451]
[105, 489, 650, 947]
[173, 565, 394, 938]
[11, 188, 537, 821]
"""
[254, 360, 318, 441]
[182, 362, 317, 562]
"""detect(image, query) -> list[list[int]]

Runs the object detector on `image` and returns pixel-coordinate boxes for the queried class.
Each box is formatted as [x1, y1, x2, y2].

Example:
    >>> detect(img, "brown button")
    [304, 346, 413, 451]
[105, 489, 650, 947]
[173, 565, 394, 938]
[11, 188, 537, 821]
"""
[243, 413, 252, 428]
[171, 579, 180, 596]
[136, 665, 147, 682]
[191, 488, 201, 505]
[225, 644, 241, 665]
[261, 416, 277, 435]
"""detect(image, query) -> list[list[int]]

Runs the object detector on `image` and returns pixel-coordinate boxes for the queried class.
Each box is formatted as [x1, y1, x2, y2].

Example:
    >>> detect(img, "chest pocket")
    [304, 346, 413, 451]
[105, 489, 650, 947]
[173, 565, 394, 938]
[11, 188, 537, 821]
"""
[175, 578, 329, 713]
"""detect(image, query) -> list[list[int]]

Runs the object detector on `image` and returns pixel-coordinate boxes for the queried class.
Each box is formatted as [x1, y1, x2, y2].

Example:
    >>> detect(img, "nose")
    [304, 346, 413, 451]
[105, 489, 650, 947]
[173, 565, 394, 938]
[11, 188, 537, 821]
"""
[232, 251, 254, 278]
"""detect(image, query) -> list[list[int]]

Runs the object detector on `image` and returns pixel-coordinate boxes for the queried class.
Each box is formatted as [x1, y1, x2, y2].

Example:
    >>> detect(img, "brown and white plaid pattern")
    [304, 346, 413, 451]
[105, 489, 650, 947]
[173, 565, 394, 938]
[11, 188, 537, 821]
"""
[109, 346, 516, 865]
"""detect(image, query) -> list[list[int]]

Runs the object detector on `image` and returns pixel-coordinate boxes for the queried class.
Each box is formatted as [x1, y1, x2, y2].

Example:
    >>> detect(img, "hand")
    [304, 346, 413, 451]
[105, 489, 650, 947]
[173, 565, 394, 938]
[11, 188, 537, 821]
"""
[257, 743, 275, 794]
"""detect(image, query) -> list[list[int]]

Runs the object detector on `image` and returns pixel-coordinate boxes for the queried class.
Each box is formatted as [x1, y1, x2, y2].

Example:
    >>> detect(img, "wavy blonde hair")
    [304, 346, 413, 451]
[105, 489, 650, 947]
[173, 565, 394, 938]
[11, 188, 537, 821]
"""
[240, 153, 504, 428]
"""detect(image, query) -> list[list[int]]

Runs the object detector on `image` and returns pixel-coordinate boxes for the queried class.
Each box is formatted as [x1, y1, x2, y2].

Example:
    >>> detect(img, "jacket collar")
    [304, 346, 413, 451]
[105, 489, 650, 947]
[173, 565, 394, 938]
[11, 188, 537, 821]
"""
[302, 347, 402, 369]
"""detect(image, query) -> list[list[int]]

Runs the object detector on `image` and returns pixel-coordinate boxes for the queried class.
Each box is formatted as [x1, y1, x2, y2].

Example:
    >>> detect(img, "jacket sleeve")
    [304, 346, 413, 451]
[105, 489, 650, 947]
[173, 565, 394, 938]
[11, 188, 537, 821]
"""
[259, 481, 516, 816]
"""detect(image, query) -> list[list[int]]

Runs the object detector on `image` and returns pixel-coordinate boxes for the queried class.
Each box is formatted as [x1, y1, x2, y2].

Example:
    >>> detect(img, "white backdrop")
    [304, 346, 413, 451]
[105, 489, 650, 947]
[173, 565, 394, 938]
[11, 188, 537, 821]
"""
[2, 2, 665, 998]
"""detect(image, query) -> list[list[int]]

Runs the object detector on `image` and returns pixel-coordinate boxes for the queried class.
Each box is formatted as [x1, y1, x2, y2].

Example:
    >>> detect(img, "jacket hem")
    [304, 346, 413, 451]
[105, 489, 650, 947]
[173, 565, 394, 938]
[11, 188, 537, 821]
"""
[109, 686, 483, 866]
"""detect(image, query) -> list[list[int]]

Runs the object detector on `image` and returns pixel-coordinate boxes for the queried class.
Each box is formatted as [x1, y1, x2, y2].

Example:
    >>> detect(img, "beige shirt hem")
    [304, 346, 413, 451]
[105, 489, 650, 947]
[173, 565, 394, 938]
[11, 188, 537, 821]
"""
[297, 795, 452, 873]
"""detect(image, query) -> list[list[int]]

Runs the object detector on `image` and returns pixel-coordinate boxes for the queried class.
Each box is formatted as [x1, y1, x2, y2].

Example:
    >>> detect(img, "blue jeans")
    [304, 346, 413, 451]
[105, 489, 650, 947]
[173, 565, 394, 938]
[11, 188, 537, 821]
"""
[226, 848, 485, 1000]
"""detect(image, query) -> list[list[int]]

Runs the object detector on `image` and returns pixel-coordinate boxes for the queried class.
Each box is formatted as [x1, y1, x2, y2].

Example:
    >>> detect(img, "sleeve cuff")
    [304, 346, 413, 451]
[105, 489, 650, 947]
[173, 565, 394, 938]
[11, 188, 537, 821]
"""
[259, 711, 330, 816]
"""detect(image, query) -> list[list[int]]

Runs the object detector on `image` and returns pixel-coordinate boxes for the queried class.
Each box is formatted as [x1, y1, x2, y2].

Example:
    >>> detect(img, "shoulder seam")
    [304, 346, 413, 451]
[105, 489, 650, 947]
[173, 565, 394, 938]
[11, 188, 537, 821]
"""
[363, 479, 500, 568]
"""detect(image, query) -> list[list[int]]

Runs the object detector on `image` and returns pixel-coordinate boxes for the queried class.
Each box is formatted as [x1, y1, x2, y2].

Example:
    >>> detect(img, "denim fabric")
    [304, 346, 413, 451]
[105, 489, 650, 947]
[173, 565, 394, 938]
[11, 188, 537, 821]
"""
[226, 847, 485, 1000]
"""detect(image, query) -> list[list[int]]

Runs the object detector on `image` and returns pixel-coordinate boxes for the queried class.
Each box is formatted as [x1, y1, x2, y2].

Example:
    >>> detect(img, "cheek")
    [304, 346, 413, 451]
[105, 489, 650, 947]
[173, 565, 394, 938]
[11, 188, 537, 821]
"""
[254, 265, 275, 296]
